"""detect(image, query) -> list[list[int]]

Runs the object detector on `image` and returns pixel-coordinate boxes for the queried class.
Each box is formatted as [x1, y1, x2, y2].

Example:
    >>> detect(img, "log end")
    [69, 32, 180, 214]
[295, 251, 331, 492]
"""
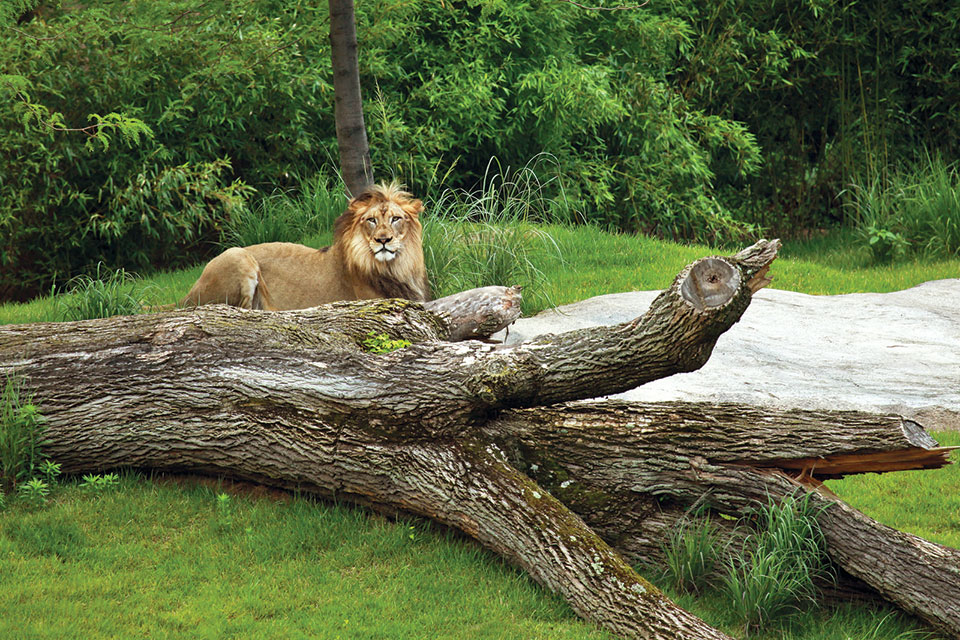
[679, 258, 741, 311]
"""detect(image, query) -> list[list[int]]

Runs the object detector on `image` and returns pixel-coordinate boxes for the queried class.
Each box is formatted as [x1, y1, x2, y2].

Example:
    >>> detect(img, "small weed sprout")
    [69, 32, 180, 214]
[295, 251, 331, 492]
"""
[79, 473, 120, 493]
[361, 332, 412, 354]
[215, 492, 234, 530]
[39, 460, 62, 484]
[17, 478, 51, 508]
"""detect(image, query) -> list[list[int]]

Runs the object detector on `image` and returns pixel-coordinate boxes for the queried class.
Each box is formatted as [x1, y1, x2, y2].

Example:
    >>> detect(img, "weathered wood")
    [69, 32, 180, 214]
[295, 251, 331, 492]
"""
[6, 239, 956, 637]
[486, 401, 960, 637]
[1, 244, 784, 640]
[423, 285, 523, 341]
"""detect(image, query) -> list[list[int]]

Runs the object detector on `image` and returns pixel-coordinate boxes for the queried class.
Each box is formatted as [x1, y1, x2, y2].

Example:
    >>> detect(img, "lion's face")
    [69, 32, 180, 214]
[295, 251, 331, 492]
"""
[342, 187, 424, 272]
[358, 200, 416, 263]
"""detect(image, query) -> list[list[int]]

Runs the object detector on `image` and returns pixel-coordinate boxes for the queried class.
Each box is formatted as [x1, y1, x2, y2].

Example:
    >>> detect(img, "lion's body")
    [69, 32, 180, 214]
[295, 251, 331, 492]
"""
[180, 183, 430, 310]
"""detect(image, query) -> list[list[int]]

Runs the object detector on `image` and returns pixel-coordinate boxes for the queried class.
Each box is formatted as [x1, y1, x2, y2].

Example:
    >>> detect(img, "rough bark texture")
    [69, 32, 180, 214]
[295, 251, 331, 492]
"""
[486, 401, 959, 636]
[329, 0, 373, 196]
[3, 240, 957, 638]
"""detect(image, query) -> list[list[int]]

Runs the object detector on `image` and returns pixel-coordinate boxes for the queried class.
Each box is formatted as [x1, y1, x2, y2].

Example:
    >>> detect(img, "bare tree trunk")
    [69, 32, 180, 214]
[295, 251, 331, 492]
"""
[4, 240, 958, 638]
[329, 0, 373, 196]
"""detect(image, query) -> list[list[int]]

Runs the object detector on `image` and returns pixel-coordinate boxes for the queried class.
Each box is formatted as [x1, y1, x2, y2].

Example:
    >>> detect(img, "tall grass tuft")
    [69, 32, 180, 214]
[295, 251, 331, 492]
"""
[722, 494, 832, 634]
[661, 509, 724, 595]
[423, 158, 568, 315]
[222, 175, 346, 247]
[55, 264, 155, 321]
[0, 375, 47, 493]
[847, 153, 960, 262]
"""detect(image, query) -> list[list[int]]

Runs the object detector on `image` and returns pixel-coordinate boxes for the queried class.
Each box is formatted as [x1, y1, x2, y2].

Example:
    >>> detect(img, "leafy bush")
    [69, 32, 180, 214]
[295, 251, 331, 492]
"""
[669, 0, 960, 233]
[5, 0, 960, 302]
[0, 1, 329, 300]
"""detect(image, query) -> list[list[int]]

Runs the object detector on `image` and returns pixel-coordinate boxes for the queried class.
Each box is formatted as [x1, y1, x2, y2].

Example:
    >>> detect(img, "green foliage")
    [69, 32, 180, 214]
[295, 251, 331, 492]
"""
[222, 175, 346, 248]
[669, 0, 960, 233]
[661, 509, 723, 595]
[0, 1, 326, 300]
[5, 0, 960, 302]
[16, 477, 50, 508]
[721, 494, 832, 633]
[0, 375, 47, 492]
[847, 154, 960, 263]
[361, 332, 412, 354]
[79, 473, 120, 494]
[55, 264, 156, 321]
[359, 2, 761, 243]
[38, 460, 61, 484]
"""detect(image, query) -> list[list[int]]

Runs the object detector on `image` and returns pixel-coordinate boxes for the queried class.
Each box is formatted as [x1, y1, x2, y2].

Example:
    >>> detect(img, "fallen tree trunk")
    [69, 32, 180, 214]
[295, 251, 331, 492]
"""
[2, 239, 956, 638]
[487, 402, 960, 636]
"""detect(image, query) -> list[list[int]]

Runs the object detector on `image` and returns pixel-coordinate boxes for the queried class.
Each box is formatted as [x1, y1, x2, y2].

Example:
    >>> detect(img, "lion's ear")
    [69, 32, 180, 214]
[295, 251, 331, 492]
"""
[404, 199, 424, 217]
[348, 190, 376, 211]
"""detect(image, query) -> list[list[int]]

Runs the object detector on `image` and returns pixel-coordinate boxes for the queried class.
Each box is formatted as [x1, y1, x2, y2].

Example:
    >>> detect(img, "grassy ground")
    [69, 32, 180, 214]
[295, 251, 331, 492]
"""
[3, 226, 959, 323]
[826, 430, 960, 550]
[1, 225, 957, 639]
[0, 475, 612, 640]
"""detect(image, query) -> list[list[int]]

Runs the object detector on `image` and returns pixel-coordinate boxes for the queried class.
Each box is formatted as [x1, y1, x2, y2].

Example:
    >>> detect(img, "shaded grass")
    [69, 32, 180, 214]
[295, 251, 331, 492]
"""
[0, 474, 612, 640]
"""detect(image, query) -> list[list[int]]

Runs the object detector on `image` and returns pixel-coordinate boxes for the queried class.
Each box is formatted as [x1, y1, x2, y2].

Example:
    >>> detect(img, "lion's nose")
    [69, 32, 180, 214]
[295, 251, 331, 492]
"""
[376, 237, 392, 246]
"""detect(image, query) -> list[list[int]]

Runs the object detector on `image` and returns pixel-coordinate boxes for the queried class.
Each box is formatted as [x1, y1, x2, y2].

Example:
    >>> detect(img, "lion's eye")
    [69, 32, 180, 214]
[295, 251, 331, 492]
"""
[391, 216, 402, 224]
[365, 218, 376, 226]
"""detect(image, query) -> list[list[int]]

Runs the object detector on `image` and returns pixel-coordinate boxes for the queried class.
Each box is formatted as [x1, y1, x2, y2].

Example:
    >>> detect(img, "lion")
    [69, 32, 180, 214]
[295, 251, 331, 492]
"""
[180, 182, 430, 310]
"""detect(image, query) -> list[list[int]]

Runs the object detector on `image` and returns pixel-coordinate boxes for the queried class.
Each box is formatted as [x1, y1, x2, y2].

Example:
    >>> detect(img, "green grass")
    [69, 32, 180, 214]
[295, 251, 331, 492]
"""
[826, 431, 960, 550]
[0, 474, 612, 640]
[654, 584, 938, 640]
[3, 222, 959, 324]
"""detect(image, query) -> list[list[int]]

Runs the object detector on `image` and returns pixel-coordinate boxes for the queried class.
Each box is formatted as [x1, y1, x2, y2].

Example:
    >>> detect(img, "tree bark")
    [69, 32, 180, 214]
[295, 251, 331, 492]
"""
[329, 0, 373, 196]
[485, 401, 960, 637]
[4, 240, 957, 638]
